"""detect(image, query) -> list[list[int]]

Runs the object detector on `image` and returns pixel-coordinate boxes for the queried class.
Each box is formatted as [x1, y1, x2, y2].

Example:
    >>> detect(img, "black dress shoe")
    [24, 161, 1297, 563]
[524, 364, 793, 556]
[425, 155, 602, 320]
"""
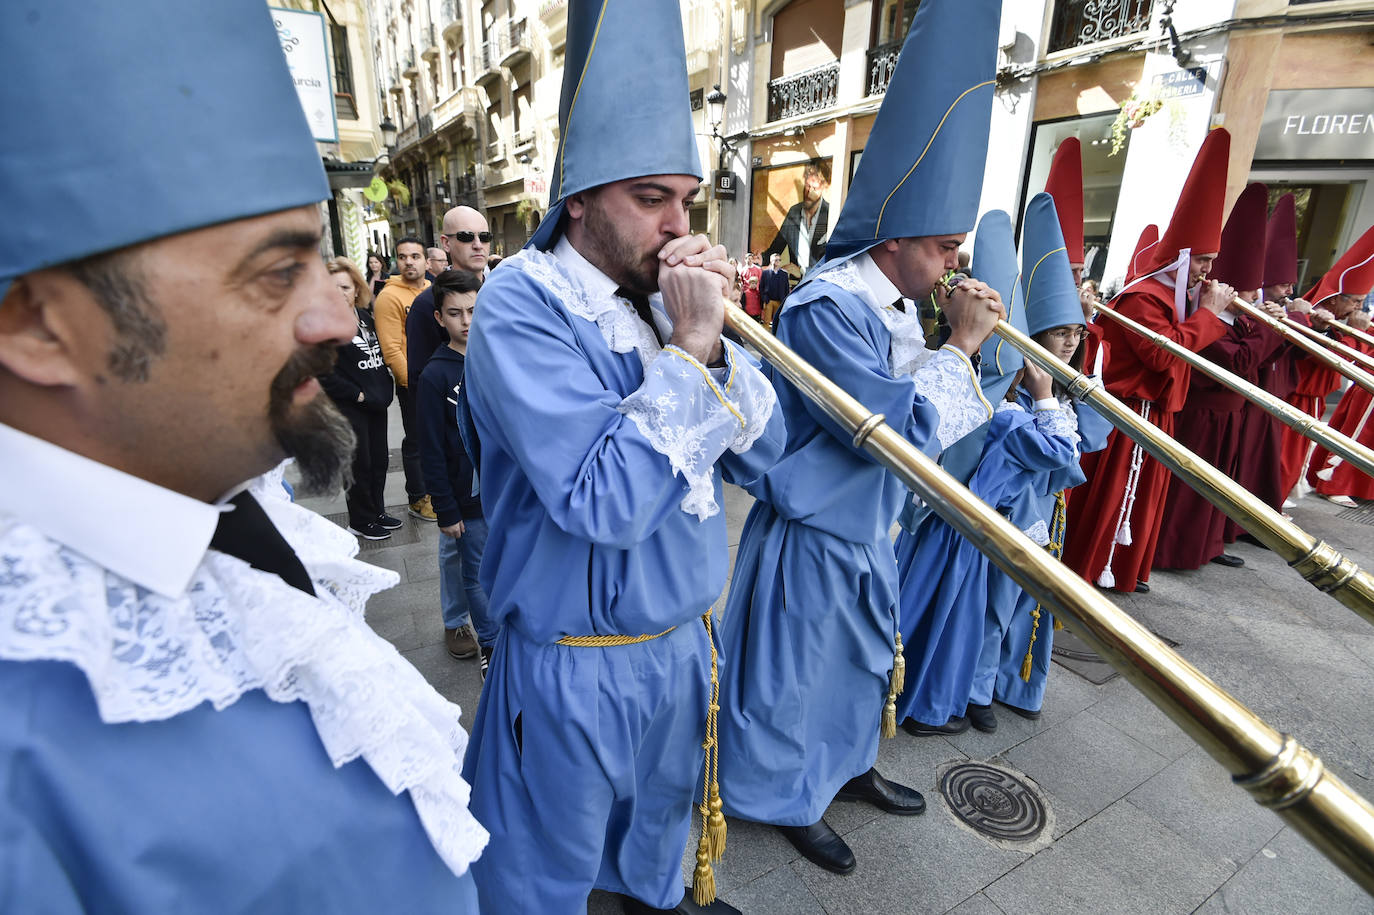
[994, 698, 1042, 721]
[1134, 580, 1150, 594]
[1210, 553, 1244, 568]
[835, 767, 926, 815]
[966, 702, 998, 733]
[621, 889, 742, 915]
[901, 714, 970, 736]
[777, 821, 856, 875]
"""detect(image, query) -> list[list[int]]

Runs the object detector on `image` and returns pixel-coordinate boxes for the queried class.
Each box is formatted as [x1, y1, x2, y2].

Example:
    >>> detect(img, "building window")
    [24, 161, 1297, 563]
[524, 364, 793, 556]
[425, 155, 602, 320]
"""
[330, 24, 355, 96]
[768, 0, 844, 121]
[1047, 0, 1152, 54]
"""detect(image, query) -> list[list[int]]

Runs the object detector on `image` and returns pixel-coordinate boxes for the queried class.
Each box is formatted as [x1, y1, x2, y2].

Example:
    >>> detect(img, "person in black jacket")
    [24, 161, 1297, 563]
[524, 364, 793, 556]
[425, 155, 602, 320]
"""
[321, 257, 397, 541]
[417, 268, 492, 666]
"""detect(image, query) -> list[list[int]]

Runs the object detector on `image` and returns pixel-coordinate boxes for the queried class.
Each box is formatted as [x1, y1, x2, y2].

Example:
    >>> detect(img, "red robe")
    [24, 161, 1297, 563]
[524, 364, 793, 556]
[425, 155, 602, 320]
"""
[1224, 334, 1302, 538]
[1153, 315, 1284, 568]
[1278, 319, 1346, 498]
[1062, 277, 1226, 591]
[1308, 335, 1374, 500]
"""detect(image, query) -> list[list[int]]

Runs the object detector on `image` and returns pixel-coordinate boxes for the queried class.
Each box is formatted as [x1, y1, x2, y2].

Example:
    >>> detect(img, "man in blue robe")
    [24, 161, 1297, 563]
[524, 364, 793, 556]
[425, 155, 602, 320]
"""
[0, 2, 487, 910]
[715, 0, 1006, 876]
[458, 2, 784, 913]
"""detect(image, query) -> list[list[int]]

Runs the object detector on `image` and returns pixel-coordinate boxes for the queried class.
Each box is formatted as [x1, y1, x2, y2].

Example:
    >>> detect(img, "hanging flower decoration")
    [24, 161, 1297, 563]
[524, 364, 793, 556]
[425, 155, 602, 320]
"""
[1109, 86, 1185, 156]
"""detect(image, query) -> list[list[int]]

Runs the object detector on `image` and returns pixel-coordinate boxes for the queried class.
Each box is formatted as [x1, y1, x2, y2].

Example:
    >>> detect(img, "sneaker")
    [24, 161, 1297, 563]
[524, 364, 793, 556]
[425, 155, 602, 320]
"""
[376, 513, 404, 530]
[347, 521, 391, 541]
[479, 644, 493, 682]
[409, 496, 438, 522]
[445, 625, 479, 660]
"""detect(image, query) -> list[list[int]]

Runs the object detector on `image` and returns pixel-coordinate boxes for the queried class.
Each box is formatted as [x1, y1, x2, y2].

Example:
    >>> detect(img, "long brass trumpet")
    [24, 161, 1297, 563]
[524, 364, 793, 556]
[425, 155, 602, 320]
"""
[1229, 298, 1374, 396]
[990, 317, 1374, 624]
[1329, 316, 1374, 350]
[719, 298, 1374, 892]
[1089, 302, 1374, 480]
[1279, 314, 1374, 374]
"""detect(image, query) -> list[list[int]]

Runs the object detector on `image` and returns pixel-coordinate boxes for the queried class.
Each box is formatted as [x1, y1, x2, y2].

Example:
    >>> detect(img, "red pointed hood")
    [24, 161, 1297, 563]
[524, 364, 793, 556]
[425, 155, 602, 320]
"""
[1263, 193, 1297, 288]
[1209, 183, 1268, 292]
[1044, 137, 1084, 267]
[1125, 224, 1160, 284]
[1305, 223, 1374, 306]
[1138, 128, 1230, 276]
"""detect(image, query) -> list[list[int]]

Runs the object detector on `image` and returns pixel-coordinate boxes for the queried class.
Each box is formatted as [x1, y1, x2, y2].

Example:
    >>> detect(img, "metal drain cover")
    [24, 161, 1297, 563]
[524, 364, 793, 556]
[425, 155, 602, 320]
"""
[940, 761, 1047, 842]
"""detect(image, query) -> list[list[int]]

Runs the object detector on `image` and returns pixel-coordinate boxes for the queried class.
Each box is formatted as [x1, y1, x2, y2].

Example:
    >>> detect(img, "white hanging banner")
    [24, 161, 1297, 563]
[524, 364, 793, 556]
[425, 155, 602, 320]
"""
[271, 7, 338, 143]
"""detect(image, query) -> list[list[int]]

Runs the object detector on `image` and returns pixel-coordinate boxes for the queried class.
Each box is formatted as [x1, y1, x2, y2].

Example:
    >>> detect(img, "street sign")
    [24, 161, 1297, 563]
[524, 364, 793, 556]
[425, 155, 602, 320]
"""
[713, 169, 736, 200]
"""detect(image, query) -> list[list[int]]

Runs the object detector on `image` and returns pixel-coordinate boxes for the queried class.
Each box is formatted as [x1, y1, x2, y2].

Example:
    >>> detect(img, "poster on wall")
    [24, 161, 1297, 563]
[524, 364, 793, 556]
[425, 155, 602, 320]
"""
[749, 157, 833, 281]
[270, 7, 338, 143]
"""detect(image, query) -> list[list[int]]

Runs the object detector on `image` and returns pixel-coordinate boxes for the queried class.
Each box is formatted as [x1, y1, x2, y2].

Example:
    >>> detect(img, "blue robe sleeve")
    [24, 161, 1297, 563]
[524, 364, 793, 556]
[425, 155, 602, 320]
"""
[466, 271, 778, 544]
[781, 298, 990, 464]
[715, 340, 787, 489]
[1073, 399, 1113, 454]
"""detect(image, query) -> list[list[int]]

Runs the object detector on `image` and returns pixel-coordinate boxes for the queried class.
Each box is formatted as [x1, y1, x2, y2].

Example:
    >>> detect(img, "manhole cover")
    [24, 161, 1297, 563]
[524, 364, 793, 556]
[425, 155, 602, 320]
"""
[940, 762, 1046, 842]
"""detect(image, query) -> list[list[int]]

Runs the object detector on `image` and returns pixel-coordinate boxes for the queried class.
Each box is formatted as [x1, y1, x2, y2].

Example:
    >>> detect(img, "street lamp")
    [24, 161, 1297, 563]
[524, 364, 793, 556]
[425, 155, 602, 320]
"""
[706, 84, 727, 134]
[379, 117, 398, 149]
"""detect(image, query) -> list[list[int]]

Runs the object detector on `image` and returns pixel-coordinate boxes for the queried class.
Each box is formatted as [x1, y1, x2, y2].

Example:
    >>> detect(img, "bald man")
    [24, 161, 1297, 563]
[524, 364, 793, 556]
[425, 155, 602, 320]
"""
[407, 206, 492, 395]
[441, 206, 491, 274]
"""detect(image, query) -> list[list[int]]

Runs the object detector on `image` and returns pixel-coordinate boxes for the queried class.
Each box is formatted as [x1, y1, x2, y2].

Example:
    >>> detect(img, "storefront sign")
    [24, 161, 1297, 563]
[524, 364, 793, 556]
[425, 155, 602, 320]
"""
[1256, 88, 1374, 161]
[523, 174, 549, 202]
[270, 8, 337, 143]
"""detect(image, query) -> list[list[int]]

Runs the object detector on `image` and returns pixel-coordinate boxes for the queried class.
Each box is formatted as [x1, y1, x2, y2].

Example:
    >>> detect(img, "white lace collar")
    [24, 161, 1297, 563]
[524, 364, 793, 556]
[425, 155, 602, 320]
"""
[503, 239, 670, 370]
[813, 254, 931, 378]
[0, 464, 489, 875]
[0, 423, 223, 598]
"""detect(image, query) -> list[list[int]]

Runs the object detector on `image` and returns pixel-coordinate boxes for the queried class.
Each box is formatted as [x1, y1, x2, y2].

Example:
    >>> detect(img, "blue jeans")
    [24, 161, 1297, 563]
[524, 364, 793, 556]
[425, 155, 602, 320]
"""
[438, 515, 495, 647]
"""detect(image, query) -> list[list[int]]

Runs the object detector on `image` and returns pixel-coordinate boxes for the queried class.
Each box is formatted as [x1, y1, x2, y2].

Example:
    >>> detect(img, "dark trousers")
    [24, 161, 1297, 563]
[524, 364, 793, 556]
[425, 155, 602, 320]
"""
[339, 403, 389, 527]
[395, 384, 426, 502]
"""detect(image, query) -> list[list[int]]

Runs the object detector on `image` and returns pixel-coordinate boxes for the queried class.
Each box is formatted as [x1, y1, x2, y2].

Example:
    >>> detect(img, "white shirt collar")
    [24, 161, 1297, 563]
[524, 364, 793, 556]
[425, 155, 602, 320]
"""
[554, 234, 621, 301]
[851, 251, 903, 310]
[0, 423, 224, 598]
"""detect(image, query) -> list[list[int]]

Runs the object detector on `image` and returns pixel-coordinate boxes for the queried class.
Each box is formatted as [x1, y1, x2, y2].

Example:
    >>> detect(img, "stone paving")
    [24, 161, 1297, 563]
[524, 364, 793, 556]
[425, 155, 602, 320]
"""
[294, 403, 1374, 914]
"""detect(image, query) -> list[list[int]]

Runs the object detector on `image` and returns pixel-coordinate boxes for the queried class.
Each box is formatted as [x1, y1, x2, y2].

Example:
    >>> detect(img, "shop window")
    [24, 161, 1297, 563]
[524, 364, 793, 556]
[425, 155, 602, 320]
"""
[1018, 112, 1128, 287]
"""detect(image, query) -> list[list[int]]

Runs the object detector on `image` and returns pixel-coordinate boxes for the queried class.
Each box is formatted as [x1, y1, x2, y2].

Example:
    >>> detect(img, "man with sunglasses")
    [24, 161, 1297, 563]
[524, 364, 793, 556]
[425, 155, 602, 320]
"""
[406, 207, 491, 395]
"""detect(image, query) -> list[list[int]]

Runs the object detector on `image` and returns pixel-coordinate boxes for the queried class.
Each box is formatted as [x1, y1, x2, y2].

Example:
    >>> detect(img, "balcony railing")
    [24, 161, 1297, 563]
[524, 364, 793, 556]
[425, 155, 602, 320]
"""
[767, 61, 840, 122]
[441, 0, 463, 40]
[865, 41, 900, 97]
[1047, 0, 1153, 54]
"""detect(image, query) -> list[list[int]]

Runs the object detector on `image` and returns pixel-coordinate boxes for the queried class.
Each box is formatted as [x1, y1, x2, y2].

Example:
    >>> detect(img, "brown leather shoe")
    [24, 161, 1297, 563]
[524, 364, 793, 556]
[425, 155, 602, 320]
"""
[445, 625, 478, 660]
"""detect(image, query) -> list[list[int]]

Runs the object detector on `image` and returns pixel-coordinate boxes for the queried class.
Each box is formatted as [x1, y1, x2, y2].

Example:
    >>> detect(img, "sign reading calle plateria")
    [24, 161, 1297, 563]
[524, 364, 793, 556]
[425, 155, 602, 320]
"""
[1255, 88, 1374, 161]
[270, 7, 337, 144]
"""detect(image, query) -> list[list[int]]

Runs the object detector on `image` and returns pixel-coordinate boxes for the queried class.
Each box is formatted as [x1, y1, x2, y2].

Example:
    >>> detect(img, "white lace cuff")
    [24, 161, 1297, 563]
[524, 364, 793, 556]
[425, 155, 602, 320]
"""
[618, 345, 764, 521]
[911, 346, 994, 450]
[1033, 404, 1081, 444]
[720, 343, 779, 456]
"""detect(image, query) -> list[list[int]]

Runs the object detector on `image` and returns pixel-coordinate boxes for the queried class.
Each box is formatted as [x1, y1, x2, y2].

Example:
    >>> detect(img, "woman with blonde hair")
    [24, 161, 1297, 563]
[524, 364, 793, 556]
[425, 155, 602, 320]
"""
[320, 256, 398, 540]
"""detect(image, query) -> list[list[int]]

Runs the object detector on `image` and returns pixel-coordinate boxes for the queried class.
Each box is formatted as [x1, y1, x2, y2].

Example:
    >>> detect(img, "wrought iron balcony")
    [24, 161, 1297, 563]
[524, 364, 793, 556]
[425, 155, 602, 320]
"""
[865, 41, 900, 97]
[1047, 0, 1153, 54]
[767, 61, 840, 123]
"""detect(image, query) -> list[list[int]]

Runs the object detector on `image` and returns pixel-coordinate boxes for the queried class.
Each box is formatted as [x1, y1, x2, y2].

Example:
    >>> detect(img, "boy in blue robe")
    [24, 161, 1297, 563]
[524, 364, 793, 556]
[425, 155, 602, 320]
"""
[458, 2, 784, 912]
[0, 2, 487, 910]
[715, 0, 1007, 876]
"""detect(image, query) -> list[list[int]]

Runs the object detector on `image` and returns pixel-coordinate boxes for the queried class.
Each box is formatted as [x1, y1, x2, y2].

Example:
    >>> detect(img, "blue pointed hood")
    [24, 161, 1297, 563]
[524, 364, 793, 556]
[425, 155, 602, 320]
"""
[1022, 194, 1084, 336]
[1, 0, 328, 299]
[970, 210, 1026, 404]
[807, 0, 1000, 278]
[528, 0, 702, 251]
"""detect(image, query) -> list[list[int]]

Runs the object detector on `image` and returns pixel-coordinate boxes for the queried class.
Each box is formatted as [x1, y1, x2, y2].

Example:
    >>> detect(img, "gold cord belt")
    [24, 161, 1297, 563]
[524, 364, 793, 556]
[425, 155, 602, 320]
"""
[553, 614, 726, 905]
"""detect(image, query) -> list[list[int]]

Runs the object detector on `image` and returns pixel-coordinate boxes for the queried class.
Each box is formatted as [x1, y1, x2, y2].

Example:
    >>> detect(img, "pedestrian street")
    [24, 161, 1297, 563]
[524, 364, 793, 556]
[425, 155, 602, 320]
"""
[293, 400, 1374, 915]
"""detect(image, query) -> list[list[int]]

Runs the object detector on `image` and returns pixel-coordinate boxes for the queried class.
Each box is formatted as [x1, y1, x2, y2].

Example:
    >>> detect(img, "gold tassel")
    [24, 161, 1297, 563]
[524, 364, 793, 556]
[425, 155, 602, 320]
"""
[1053, 614, 1063, 631]
[881, 689, 897, 738]
[692, 611, 725, 906]
[707, 784, 727, 859]
[1021, 607, 1041, 682]
[692, 834, 716, 906]
[892, 633, 906, 696]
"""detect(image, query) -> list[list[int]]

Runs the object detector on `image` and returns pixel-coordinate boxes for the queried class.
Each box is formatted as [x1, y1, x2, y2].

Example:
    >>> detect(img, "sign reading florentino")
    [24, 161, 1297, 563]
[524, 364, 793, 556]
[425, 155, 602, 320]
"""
[270, 7, 337, 144]
[1256, 88, 1374, 161]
